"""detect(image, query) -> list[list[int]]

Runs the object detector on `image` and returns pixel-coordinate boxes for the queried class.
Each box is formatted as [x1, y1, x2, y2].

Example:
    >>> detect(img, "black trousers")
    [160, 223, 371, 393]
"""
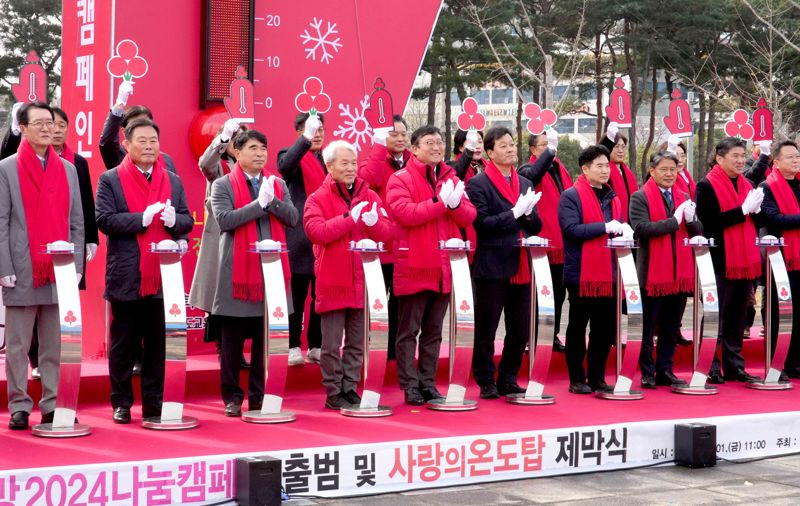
[472, 279, 531, 387]
[564, 285, 616, 387]
[639, 294, 685, 377]
[109, 298, 165, 409]
[381, 263, 399, 360]
[551, 263, 566, 340]
[288, 273, 322, 350]
[710, 276, 751, 376]
[219, 315, 265, 406]
[768, 271, 800, 373]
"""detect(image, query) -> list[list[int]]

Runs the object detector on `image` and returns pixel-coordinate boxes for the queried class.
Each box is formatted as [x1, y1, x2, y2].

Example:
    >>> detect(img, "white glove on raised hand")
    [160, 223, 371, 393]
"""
[86, 243, 98, 262]
[303, 115, 321, 141]
[465, 130, 481, 152]
[438, 178, 454, 205]
[756, 140, 771, 157]
[525, 190, 543, 216]
[351, 201, 369, 223]
[605, 219, 624, 236]
[684, 201, 697, 223]
[258, 176, 275, 208]
[221, 118, 241, 142]
[10, 102, 23, 135]
[741, 188, 763, 215]
[0, 275, 16, 288]
[446, 180, 465, 209]
[512, 190, 532, 219]
[673, 200, 689, 225]
[142, 202, 165, 227]
[621, 223, 635, 240]
[160, 199, 176, 228]
[546, 129, 559, 151]
[361, 202, 379, 227]
[116, 81, 134, 106]
[372, 127, 390, 147]
[667, 135, 680, 155]
[606, 122, 619, 143]
[177, 239, 188, 257]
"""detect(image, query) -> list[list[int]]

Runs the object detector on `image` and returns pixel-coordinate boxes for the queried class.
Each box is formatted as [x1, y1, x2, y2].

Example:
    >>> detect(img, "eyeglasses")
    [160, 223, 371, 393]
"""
[26, 120, 55, 129]
[419, 140, 444, 148]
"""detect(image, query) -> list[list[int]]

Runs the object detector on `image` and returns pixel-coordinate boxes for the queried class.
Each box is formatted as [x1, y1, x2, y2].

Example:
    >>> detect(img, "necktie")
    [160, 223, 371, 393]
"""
[145, 172, 151, 183]
[250, 177, 260, 194]
[663, 190, 673, 212]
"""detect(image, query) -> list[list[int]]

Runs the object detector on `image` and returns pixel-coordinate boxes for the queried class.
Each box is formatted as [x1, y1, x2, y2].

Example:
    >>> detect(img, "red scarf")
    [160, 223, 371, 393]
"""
[230, 163, 290, 302]
[59, 143, 76, 166]
[454, 152, 483, 182]
[483, 161, 530, 284]
[706, 165, 761, 279]
[301, 150, 326, 198]
[643, 179, 693, 295]
[673, 167, 696, 199]
[574, 175, 621, 297]
[608, 160, 638, 222]
[118, 154, 172, 296]
[16, 139, 70, 288]
[766, 171, 800, 271]
[530, 154, 573, 264]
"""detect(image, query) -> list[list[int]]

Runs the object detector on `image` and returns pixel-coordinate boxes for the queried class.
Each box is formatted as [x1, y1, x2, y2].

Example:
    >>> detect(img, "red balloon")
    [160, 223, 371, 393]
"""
[187, 105, 228, 160]
[126, 57, 148, 78]
[117, 40, 139, 60]
[732, 109, 749, 125]
[524, 103, 541, 119]
[107, 57, 127, 77]
[540, 109, 558, 125]
[304, 77, 324, 96]
[462, 97, 479, 115]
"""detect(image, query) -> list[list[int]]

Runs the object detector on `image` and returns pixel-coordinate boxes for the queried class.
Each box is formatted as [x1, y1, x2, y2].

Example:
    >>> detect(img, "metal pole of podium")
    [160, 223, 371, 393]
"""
[32, 241, 91, 437]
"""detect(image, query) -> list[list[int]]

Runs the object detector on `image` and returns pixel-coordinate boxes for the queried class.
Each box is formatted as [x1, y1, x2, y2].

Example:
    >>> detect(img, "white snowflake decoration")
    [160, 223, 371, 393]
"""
[333, 95, 373, 152]
[300, 17, 342, 64]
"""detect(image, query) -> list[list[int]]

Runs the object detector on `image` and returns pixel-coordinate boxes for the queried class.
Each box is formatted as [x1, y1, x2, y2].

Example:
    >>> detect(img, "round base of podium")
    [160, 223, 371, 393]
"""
[506, 393, 556, 405]
[142, 416, 200, 430]
[340, 405, 393, 418]
[241, 410, 296, 424]
[595, 389, 644, 401]
[32, 423, 91, 438]
[426, 398, 478, 411]
[671, 384, 719, 395]
[745, 380, 793, 391]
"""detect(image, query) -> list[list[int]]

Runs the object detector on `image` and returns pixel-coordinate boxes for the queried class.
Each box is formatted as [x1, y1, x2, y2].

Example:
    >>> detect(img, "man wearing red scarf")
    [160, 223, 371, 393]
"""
[210, 130, 298, 417]
[386, 125, 477, 405]
[277, 113, 327, 366]
[759, 141, 800, 380]
[305, 140, 393, 409]
[0, 102, 85, 430]
[466, 126, 542, 399]
[695, 137, 764, 384]
[96, 119, 194, 424]
[559, 145, 625, 394]
[601, 122, 638, 222]
[358, 114, 410, 361]
[520, 129, 573, 353]
[630, 151, 703, 389]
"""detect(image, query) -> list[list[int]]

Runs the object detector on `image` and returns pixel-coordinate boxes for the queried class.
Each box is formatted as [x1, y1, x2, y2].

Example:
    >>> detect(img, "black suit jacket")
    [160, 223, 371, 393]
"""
[466, 170, 542, 279]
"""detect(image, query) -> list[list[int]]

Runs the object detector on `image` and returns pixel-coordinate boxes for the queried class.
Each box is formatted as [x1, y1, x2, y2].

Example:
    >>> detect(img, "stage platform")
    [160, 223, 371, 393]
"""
[1, 331, 800, 504]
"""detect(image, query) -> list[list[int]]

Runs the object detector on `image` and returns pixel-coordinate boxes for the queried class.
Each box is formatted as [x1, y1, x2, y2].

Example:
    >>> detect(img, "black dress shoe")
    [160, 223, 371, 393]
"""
[112, 407, 131, 424]
[589, 381, 612, 393]
[640, 376, 657, 389]
[707, 373, 725, 384]
[9, 411, 29, 430]
[240, 354, 250, 369]
[479, 383, 500, 399]
[325, 393, 351, 410]
[785, 369, 800, 379]
[404, 387, 425, 405]
[656, 371, 687, 386]
[420, 386, 444, 401]
[552, 340, 566, 353]
[568, 382, 592, 394]
[779, 371, 789, 383]
[343, 390, 362, 405]
[729, 370, 761, 383]
[224, 402, 242, 417]
[497, 382, 526, 395]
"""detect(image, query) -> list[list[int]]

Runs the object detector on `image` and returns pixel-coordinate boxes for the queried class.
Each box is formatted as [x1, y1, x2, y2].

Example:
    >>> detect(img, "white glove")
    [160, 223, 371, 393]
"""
[160, 199, 176, 228]
[142, 202, 166, 227]
[372, 127, 390, 147]
[605, 220, 624, 235]
[512, 190, 532, 219]
[446, 180, 465, 209]
[673, 200, 689, 225]
[221, 118, 241, 142]
[438, 179, 454, 205]
[303, 115, 321, 141]
[258, 175, 275, 208]
[351, 201, 368, 223]
[465, 130, 480, 152]
[116, 81, 134, 106]
[86, 243, 98, 262]
[684, 201, 696, 223]
[525, 190, 542, 215]
[0, 275, 16, 288]
[177, 239, 188, 257]
[756, 140, 771, 157]
[361, 202, 378, 227]
[10, 103, 23, 135]
[667, 135, 680, 155]
[606, 122, 619, 143]
[741, 188, 764, 215]
[546, 129, 559, 151]
[621, 223, 635, 240]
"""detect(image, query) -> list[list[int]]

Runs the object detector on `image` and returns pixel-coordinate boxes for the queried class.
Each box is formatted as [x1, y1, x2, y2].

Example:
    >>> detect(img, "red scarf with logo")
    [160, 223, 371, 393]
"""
[574, 175, 621, 297]
[643, 179, 693, 295]
[608, 160, 638, 222]
[118, 154, 172, 296]
[766, 171, 800, 271]
[17, 139, 70, 287]
[673, 167, 696, 199]
[530, 154, 573, 264]
[483, 161, 531, 284]
[706, 164, 761, 279]
[301, 150, 326, 198]
[230, 162, 290, 302]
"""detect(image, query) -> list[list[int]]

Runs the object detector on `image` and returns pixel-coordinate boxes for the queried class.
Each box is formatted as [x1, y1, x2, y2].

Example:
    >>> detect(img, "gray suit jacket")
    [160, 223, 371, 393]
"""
[211, 174, 299, 317]
[0, 154, 85, 306]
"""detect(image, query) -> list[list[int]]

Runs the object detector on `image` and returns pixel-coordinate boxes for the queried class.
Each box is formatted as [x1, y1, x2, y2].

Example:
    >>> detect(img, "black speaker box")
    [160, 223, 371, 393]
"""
[675, 423, 716, 468]
[235, 455, 282, 506]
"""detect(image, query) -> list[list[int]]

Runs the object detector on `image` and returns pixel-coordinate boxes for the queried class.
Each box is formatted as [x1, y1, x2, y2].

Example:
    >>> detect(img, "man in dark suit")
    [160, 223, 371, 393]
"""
[466, 126, 542, 399]
[629, 151, 703, 389]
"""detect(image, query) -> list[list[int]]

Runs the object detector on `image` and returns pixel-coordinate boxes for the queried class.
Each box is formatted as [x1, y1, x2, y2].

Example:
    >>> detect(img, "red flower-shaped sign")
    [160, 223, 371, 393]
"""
[628, 290, 639, 303]
[456, 97, 486, 131]
[294, 76, 332, 115]
[780, 287, 790, 299]
[64, 310, 77, 324]
[106, 40, 148, 82]
[169, 303, 182, 316]
[372, 298, 384, 311]
[540, 285, 551, 297]
[706, 292, 715, 304]
[524, 103, 558, 135]
[273, 306, 285, 319]
[724, 109, 754, 140]
[460, 300, 471, 312]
